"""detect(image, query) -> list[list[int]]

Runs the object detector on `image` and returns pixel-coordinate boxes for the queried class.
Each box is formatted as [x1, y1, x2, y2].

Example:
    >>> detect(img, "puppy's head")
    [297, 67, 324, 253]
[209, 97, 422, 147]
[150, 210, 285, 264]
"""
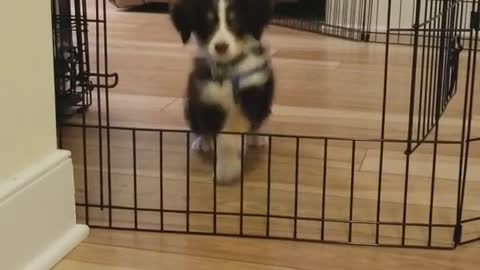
[171, 0, 272, 63]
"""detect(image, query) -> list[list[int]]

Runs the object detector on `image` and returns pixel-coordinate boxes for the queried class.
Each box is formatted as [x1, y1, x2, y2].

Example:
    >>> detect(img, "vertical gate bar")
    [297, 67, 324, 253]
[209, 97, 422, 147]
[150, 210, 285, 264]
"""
[448, 1, 458, 102]
[343, 0, 348, 38]
[402, 0, 424, 245]
[398, 0, 404, 43]
[91, 0, 104, 210]
[348, 141, 356, 243]
[458, 0, 479, 241]
[334, 0, 340, 36]
[81, 111, 89, 224]
[456, 2, 464, 80]
[406, 0, 425, 155]
[186, 133, 190, 232]
[133, 130, 138, 230]
[361, 0, 370, 41]
[456, 0, 476, 247]
[453, 0, 463, 103]
[453, 1, 464, 246]
[426, 0, 437, 133]
[101, 0, 114, 229]
[428, 126, 440, 247]
[266, 136, 272, 237]
[342, 0, 347, 38]
[53, 0, 64, 149]
[430, 0, 443, 128]
[410, 0, 417, 45]
[352, 0, 357, 40]
[80, 0, 91, 77]
[430, 10, 452, 250]
[294, 138, 300, 239]
[213, 136, 217, 234]
[376, 0, 393, 244]
[428, 0, 436, 129]
[332, 0, 336, 36]
[442, 0, 449, 110]
[351, 0, 354, 39]
[460, 0, 465, 33]
[74, 0, 89, 226]
[437, 5, 458, 248]
[427, 1, 441, 127]
[107, 129, 113, 225]
[326, 0, 331, 34]
[423, 0, 433, 137]
[438, 1, 451, 118]
[338, 1, 348, 37]
[367, 0, 375, 40]
[327, 0, 332, 23]
[374, 0, 381, 42]
[240, 134, 245, 236]
[401, 155, 411, 246]
[160, 131, 164, 231]
[81, 93, 89, 225]
[432, 0, 454, 244]
[417, 0, 431, 141]
[358, 0, 364, 40]
[321, 139, 329, 241]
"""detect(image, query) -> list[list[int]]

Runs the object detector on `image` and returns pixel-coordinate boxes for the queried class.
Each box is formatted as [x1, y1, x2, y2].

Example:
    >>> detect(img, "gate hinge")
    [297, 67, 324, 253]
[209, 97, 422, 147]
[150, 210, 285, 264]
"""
[471, 11, 480, 30]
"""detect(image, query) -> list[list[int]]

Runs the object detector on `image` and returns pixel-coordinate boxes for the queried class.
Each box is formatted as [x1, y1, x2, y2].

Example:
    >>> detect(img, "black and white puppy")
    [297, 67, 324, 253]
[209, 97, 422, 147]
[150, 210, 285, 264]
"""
[171, 0, 275, 183]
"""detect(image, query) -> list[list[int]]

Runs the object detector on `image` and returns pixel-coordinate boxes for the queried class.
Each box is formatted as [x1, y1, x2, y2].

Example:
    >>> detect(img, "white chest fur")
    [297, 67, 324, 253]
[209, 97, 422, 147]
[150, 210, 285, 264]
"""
[200, 80, 235, 110]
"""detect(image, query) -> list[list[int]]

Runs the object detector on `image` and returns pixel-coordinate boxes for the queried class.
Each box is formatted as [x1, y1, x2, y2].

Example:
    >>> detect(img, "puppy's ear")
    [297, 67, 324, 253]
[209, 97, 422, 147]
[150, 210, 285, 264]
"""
[246, 0, 273, 40]
[170, 0, 194, 44]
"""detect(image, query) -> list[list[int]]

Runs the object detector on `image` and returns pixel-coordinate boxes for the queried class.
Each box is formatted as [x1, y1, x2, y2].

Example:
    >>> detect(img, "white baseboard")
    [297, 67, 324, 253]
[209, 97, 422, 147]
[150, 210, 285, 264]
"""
[0, 150, 89, 270]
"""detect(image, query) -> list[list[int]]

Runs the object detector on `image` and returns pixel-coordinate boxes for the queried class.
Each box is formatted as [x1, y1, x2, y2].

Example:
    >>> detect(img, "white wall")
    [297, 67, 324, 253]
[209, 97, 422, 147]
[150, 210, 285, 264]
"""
[0, 4, 88, 269]
[0, 0, 58, 180]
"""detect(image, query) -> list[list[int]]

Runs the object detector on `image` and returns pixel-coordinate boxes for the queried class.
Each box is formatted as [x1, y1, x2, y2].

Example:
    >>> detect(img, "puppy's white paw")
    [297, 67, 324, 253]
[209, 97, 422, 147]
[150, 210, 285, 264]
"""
[214, 156, 242, 185]
[191, 136, 213, 153]
[247, 135, 267, 148]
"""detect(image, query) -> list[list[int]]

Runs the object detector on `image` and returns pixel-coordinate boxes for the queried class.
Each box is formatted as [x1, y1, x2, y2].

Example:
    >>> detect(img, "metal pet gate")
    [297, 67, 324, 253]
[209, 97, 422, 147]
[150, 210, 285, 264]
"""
[53, 0, 480, 249]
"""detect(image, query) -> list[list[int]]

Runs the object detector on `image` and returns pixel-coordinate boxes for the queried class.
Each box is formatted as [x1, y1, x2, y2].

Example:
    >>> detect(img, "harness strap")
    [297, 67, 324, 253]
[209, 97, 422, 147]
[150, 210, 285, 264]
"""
[230, 61, 270, 103]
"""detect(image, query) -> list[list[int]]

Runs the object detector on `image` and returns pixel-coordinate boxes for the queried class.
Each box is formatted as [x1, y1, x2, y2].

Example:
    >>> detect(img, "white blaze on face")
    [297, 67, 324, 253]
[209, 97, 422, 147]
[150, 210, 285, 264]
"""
[208, 0, 242, 62]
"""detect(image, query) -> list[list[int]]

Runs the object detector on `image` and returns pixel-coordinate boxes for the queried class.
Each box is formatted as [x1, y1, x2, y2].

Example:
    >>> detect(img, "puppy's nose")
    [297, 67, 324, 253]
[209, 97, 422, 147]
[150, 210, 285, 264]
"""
[214, 42, 229, 55]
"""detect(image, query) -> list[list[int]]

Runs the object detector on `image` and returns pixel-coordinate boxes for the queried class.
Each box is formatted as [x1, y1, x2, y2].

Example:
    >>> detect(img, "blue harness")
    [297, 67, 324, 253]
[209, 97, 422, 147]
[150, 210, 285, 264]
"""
[210, 60, 271, 103]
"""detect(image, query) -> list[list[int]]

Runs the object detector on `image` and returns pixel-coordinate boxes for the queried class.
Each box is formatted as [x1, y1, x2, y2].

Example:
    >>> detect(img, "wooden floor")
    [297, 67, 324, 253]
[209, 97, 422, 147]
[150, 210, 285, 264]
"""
[54, 229, 480, 270]
[57, 1, 480, 268]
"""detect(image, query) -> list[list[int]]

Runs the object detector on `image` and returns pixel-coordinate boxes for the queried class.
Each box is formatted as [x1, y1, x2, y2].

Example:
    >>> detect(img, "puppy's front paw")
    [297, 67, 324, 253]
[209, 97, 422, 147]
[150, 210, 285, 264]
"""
[191, 136, 213, 153]
[214, 157, 242, 185]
